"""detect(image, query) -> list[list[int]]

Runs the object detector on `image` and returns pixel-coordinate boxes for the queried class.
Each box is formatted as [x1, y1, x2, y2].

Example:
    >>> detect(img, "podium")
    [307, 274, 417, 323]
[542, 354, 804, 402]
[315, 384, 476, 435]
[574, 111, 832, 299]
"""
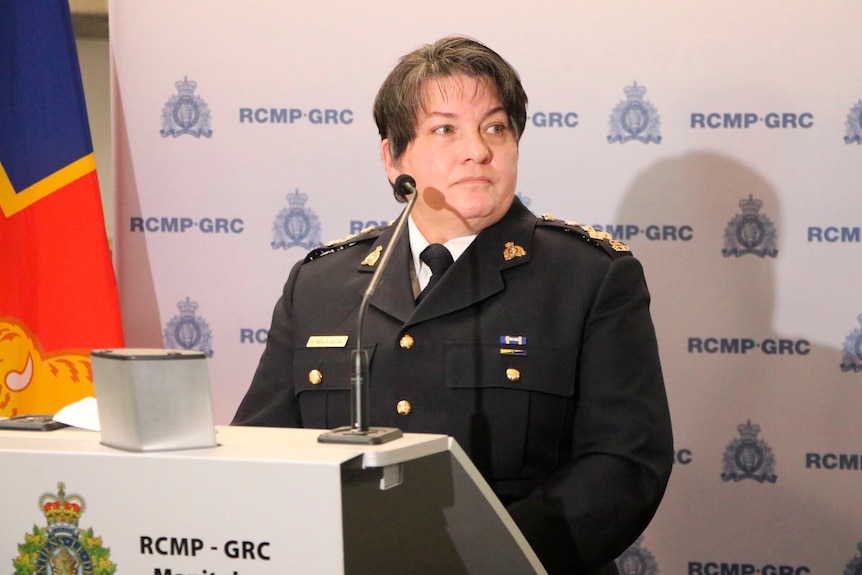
[0, 425, 546, 574]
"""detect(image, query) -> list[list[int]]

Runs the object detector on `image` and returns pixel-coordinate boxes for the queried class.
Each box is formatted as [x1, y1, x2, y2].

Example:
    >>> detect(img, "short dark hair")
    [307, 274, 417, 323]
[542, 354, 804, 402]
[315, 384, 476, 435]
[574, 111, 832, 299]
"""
[373, 36, 528, 201]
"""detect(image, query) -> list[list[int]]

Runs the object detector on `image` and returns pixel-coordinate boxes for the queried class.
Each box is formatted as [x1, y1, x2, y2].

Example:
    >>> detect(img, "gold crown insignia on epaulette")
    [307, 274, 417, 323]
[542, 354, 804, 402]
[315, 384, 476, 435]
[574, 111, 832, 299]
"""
[322, 224, 384, 248]
[540, 214, 631, 253]
[323, 233, 357, 248]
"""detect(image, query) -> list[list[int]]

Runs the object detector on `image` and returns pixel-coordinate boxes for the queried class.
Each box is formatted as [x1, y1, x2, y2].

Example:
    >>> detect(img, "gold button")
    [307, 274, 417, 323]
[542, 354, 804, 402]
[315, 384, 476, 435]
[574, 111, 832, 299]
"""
[396, 400, 412, 415]
[506, 368, 520, 382]
[309, 369, 323, 385]
[399, 334, 415, 349]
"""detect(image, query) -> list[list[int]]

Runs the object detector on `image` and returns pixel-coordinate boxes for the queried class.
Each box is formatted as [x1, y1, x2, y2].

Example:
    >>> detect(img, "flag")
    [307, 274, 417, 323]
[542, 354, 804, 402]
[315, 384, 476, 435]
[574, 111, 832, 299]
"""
[0, 0, 124, 417]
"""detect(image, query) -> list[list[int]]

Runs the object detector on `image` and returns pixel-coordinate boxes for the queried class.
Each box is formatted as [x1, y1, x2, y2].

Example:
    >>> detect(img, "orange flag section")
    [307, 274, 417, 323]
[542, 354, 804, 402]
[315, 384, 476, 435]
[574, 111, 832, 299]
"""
[0, 319, 94, 417]
[0, 158, 124, 418]
[0, 170, 124, 350]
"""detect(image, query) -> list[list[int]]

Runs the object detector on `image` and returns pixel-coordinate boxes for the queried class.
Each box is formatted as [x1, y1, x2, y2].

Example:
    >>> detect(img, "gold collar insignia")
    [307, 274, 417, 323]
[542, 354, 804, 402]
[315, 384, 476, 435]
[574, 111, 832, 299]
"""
[503, 241, 526, 261]
[361, 245, 383, 266]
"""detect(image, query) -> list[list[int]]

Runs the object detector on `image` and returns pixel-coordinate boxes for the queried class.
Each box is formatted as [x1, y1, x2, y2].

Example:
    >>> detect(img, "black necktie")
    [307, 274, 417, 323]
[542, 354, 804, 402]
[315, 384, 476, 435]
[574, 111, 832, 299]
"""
[417, 243, 453, 302]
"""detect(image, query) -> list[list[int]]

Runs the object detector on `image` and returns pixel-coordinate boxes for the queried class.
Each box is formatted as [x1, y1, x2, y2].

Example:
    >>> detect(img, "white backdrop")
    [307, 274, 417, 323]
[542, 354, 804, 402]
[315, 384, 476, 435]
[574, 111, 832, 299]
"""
[111, 1, 862, 571]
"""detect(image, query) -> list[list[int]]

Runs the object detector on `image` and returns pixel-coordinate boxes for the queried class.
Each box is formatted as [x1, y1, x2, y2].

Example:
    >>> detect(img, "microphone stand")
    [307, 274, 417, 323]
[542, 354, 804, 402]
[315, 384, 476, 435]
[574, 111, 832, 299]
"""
[318, 177, 418, 445]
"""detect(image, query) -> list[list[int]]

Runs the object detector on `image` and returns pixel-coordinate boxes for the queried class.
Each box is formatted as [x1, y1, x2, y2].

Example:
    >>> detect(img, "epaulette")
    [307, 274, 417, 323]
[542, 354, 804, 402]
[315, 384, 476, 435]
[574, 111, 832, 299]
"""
[537, 214, 632, 258]
[304, 224, 388, 263]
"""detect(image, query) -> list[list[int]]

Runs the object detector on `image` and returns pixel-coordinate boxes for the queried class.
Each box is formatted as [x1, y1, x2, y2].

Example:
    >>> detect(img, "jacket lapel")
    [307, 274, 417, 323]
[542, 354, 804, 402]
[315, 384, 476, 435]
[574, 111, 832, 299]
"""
[357, 223, 416, 324]
[406, 197, 536, 327]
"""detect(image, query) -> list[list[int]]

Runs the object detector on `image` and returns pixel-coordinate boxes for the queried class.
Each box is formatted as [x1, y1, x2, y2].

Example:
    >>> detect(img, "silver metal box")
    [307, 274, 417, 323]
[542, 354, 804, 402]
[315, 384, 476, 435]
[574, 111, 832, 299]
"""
[91, 348, 217, 452]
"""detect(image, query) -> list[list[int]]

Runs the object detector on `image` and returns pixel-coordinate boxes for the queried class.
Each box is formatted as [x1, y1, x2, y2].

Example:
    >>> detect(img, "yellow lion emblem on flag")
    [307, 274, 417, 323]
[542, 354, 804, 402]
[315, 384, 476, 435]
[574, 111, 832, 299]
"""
[0, 318, 94, 417]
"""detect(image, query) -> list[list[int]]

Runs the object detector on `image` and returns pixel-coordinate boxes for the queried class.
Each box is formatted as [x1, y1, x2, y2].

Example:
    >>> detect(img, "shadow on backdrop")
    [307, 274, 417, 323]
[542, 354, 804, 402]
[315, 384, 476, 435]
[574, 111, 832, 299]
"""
[613, 151, 850, 564]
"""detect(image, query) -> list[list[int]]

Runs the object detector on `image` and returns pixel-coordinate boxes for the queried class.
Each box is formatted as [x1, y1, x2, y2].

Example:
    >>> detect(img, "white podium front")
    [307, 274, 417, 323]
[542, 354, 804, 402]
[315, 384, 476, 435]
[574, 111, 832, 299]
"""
[0, 426, 546, 574]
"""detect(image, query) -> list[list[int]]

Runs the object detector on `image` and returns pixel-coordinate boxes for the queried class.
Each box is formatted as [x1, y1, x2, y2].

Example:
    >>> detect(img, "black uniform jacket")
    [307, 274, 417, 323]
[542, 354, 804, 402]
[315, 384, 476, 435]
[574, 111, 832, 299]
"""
[233, 197, 673, 575]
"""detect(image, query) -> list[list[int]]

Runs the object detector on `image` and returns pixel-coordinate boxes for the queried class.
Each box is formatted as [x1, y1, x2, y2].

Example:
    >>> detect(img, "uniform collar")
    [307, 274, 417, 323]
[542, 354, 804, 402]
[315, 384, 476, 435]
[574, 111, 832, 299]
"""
[356, 196, 536, 326]
[407, 216, 477, 291]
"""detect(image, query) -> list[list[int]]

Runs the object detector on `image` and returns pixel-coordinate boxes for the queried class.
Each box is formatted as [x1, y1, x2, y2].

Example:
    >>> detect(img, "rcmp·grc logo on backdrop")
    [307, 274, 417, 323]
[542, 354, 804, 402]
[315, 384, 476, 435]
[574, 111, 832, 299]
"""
[841, 314, 862, 372]
[163, 297, 214, 357]
[12, 482, 116, 575]
[272, 189, 322, 250]
[721, 420, 777, 483]
[615, 537, 659, 575]
[722, 195, 778, 258]
[160, 76, 213, 138]
[608, 82, 662, 144]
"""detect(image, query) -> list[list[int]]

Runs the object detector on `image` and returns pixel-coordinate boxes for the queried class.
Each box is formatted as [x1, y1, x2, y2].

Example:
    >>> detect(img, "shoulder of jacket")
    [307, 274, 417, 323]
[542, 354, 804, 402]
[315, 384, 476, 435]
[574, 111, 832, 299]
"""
[303, 224, 389, 263]
[536, 214, 633, 258]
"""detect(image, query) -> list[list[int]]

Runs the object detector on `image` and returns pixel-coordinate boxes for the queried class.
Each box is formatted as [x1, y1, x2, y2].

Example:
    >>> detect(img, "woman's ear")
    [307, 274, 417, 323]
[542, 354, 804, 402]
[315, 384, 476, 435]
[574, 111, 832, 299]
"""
[380, 139, 400, 184]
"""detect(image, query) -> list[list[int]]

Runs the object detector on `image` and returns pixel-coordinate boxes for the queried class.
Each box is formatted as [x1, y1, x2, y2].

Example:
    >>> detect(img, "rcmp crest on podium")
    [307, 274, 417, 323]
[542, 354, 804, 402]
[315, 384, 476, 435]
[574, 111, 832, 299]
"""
[608, 82, 662, 144]
[722, 195, 778, 258]
[160, 76, 213, 139]
[840, 314, 862, 373]
[272, 189, 322, 250]
[615, 536, 659, 575]
[12, 482, 116, 575]
[163, 297, 214, 357]
[844, 99, 862, 144]
[721, 420, 777, 483]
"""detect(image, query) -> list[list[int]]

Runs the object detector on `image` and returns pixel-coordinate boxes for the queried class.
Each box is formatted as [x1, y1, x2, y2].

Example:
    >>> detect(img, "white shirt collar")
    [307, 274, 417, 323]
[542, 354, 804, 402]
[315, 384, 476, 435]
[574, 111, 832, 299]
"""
[408, 216, 477, 290]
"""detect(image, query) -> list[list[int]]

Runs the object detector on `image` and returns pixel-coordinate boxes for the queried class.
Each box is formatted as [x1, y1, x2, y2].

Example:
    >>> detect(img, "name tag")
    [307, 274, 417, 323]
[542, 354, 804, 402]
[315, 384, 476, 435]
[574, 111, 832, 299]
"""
[306, 335, 349, 348]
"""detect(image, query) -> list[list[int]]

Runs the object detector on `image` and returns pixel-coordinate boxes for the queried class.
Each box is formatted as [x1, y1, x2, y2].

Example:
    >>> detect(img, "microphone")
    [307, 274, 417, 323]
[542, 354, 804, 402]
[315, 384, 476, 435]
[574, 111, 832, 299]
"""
[392, 172, 417, 202]
[318, 174, 418, 445]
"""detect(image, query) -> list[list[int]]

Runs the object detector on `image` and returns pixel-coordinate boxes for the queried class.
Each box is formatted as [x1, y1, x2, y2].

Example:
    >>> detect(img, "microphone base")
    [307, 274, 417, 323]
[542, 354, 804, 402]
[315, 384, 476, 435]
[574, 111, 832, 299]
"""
[318, 426, 403, 445]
